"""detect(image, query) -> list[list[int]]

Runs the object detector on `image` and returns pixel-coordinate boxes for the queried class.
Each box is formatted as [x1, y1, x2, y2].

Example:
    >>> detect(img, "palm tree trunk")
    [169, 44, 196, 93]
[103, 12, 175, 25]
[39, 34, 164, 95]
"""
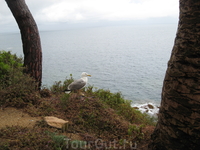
[5, 0, 42, 89]
[149, 0, 200, 149]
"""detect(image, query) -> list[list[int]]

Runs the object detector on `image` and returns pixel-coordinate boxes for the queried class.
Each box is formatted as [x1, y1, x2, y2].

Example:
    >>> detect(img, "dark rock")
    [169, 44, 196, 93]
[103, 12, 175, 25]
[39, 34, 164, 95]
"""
[133, 107, 139, 109]
[147, 104, 154, 109]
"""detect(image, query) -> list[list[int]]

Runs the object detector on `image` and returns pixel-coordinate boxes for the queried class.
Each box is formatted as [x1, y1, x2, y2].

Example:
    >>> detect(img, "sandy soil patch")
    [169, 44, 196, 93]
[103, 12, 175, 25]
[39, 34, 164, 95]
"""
[0, 107, 41, 128]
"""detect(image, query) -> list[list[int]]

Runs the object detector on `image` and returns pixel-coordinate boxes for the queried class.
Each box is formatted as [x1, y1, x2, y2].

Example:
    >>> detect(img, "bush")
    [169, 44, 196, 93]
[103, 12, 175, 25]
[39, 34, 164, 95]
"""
[0, 51, 23, 87]
[0, 126, 55, 150]
[87, 87, 156, 125]
[50, 74, 74, 94]
[0, 50, 38, 108]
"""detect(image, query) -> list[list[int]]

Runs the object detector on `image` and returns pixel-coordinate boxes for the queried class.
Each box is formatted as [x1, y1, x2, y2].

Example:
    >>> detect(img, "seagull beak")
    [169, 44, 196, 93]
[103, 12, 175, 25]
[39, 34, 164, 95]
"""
[87, 74, 91, 77]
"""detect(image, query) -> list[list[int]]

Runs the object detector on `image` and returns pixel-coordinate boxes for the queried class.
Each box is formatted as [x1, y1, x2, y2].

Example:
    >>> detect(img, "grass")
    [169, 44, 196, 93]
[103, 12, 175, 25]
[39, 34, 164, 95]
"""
[0, 51, 156, 149]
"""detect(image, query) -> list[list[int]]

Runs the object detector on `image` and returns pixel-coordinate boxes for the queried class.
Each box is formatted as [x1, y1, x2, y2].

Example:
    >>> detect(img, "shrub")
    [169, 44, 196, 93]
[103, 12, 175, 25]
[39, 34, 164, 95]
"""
[0, 50, 38, 108]
[0, 126, 55, 150]
[87, 86, 156, 125]
[50, 74, 74, 94]
[47, 131, 68, 149]
[40, 88, 52, 98]
[0, 50, 23, 87]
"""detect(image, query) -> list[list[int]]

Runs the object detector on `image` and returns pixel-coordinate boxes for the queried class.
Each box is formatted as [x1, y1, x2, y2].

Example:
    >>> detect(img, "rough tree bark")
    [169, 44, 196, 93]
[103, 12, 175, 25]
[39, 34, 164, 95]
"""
[149, 0, 200, 150]
[5, 0, 42, 89]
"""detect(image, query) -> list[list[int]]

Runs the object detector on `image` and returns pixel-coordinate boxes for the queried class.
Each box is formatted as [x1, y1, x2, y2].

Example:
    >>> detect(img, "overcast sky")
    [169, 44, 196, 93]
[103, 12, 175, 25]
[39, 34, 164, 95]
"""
[0, 0, 179, 32]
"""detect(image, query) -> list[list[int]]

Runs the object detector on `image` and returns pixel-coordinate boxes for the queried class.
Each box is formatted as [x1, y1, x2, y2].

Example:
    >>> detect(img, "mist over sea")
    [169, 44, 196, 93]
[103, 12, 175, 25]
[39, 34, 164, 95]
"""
[0, 24, 177, 106]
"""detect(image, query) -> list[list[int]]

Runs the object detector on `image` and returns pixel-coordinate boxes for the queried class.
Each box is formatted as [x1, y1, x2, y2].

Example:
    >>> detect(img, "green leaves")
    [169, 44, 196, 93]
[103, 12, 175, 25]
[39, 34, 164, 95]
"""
[0, 50, 23, 86]
[0, 50, 38, 108]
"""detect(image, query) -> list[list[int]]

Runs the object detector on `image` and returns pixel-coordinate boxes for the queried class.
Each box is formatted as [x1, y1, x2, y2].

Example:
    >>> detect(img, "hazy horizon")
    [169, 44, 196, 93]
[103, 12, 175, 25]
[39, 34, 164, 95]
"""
[0, 16, 178, 33]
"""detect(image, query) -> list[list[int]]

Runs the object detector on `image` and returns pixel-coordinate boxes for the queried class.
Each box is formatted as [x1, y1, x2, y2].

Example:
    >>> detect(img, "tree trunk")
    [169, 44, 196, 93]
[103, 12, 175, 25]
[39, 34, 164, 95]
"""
[5, 0, 42, 89]
[149, 0, 200, 149]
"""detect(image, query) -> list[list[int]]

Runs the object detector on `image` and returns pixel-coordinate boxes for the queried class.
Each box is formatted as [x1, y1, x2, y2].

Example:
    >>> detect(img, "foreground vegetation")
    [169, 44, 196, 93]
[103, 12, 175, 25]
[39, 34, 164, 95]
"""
[0, 51, 155, 149]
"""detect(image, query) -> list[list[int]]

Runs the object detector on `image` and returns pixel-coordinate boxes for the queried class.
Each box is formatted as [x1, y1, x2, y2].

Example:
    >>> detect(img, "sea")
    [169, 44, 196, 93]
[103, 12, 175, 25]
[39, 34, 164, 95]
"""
[0, 23, 178, 111]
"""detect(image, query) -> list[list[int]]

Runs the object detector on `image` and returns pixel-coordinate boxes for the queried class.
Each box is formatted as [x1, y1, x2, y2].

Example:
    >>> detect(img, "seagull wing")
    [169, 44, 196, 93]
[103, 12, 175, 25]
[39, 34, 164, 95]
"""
[68, 79, 86, 91]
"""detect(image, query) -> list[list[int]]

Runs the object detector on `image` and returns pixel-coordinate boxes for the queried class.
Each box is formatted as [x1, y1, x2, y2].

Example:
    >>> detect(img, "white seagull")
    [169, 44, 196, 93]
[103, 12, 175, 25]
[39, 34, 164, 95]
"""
[65, 72, 91, 93]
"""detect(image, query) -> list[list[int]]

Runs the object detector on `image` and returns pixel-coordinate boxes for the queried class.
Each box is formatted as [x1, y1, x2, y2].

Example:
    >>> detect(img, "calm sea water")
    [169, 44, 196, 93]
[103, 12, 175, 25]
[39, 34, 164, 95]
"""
[0, 24, 177, 105]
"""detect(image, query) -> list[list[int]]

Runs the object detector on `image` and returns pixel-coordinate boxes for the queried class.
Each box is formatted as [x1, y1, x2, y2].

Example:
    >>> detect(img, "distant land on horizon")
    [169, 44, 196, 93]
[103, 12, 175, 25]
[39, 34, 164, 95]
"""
[0, 16, 178, 33]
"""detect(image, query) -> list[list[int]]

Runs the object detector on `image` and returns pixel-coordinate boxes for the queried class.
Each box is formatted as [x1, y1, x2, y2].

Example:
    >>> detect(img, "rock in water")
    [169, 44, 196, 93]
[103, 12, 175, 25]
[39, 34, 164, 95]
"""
[132, 103, 159, 117]
[147, 104, 154, 109]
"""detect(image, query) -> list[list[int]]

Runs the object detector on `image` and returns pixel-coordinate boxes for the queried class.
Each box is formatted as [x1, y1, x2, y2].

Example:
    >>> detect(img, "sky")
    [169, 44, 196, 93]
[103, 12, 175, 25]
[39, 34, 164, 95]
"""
[0, 0, 179, 32]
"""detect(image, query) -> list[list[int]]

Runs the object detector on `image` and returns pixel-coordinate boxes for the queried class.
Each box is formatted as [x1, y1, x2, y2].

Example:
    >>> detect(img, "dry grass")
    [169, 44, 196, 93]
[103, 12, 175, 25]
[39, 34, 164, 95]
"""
[0, 90, 155, 150]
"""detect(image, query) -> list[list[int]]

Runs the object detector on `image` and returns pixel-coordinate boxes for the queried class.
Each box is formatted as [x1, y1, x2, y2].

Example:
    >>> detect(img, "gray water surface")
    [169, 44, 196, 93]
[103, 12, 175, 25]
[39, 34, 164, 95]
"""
[0, 24, 177, 105]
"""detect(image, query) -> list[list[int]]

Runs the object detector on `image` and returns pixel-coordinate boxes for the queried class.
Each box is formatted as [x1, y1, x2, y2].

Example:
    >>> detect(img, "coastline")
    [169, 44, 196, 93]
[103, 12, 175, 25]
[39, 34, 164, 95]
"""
[132, 102, 159, 117]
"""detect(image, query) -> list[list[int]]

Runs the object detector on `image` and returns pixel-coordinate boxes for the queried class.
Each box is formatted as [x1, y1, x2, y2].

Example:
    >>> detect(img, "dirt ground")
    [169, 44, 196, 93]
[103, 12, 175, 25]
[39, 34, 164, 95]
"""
[0, 107, 41, 129]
